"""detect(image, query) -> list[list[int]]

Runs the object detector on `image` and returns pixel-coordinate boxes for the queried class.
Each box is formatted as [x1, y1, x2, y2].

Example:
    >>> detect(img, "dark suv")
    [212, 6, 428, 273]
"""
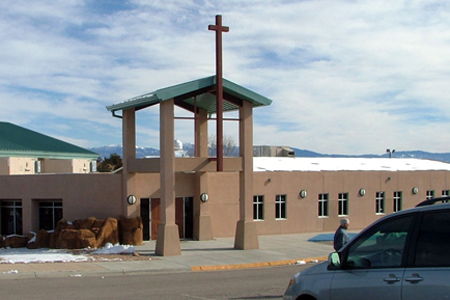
[284, 197, 450, 300]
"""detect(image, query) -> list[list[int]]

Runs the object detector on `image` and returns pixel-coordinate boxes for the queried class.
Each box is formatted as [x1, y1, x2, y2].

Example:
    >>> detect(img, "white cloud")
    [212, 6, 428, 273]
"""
[0, 0, 450, 154]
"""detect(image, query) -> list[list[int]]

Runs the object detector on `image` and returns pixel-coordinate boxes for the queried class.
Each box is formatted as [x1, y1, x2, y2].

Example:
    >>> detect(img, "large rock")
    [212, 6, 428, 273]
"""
[56, 229, 97, 249]
[51, 219, 75, 248]
[33, 229, 51, 249]
[119, 217, 144, 245]
[4, 235, 28, 248]
[2, 216, 144, 250]
[96, 218, 119, 248]
[73, 217, 97, 230]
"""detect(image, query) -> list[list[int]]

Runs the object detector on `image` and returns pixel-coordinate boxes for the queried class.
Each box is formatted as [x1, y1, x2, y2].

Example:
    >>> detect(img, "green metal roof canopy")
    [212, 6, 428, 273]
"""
[0, 122, 98, 159]
[106, 76, 272, 116]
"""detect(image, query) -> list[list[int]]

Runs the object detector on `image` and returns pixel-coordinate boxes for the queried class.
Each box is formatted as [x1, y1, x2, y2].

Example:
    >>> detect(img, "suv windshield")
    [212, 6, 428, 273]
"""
[345, 215, 413, 269]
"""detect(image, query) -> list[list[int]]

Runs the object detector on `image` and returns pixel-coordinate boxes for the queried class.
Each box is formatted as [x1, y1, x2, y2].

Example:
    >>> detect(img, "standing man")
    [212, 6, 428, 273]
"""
[334, 218, 350, 251]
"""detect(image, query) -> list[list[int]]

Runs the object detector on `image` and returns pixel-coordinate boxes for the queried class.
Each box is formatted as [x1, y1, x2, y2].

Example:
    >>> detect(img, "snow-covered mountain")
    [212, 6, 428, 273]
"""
[90, 145, 450, 164]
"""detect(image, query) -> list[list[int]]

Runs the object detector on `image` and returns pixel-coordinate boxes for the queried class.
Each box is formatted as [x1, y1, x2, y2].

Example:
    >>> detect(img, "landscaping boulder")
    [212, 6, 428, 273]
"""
[119, 217, 144, 245]
[4, 235, 28, 248]
[56, 229, 97, 249]
[95, 218, 119, 248]
[32, 229, 51, 249]
[1, 216, 143, 250]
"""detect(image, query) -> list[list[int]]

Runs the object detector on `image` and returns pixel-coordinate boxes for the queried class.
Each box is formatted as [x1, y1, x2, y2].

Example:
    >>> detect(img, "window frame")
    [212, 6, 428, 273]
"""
[253, 195, 264, 221]
[442, 190, 449, 202]
[393, 191, 402, 212]
[338, 193, 349, 217]
[275, 194, 287, 220]
[38, 200, 63, 231]
[375, 191, 385, 215]
[1, 200, 23, 235]
[318, 193, 329, 218]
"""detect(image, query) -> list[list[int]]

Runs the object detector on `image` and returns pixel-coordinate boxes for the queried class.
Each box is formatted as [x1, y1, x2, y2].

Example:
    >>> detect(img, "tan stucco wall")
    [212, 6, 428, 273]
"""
[71, 159, 93, 173]
[1, 157, 37, 175]
[0, 158, 9, 175]
[0, 158, 96, 175]
[42, 159, 72, 173]
[129, 169, 450, 238]
[1, 167, 449, 239]
[250, 170, 450, 236]
[0, 173, 122, 233]
[42, 159, 94, 173]
[208, 172, 240, 237]
[133, 173, 196, 199]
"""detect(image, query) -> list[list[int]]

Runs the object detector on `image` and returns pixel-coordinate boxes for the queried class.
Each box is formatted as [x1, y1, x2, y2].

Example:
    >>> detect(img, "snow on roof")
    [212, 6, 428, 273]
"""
[253, 157, 450, 172]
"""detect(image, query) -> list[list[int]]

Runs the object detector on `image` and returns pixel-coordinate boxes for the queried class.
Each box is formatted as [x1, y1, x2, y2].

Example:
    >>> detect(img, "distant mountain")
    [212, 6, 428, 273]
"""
[90, 145, 450, 164]
[90, 145, 160, 159]
[292, 148, 450, 163]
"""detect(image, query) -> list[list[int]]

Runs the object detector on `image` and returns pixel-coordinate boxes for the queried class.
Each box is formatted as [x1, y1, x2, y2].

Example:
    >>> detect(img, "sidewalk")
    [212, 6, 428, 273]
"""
[0, 232, 336, 279]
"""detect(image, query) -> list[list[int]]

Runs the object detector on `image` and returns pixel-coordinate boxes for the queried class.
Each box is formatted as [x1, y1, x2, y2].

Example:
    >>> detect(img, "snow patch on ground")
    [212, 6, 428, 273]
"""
[0, 243, 136, 264]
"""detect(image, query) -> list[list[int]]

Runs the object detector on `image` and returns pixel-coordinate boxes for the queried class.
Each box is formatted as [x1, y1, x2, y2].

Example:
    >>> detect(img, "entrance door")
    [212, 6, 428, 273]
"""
[140, 199, 150, 241]
[150, 198, 161, 241]
[143, 197, 194, 241]
[184, 197, 194, 239]
[175, 197, 184, 239]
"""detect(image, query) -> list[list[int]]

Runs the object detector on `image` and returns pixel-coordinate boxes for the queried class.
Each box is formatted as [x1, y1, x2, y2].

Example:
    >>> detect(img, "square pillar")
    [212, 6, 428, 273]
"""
[194, 172, 214, 240]
[195, 109, 209, 157]
[156, 99, 181, 256]
[122, 108, 137, 218]
[193, 108, 213, 240]
[234, 101, 259, 250]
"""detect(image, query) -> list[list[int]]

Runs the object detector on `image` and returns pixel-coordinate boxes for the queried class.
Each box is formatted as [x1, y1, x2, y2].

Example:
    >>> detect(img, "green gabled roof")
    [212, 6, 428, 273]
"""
[0, 122, 98, 159]
[106, 75, 272, 115]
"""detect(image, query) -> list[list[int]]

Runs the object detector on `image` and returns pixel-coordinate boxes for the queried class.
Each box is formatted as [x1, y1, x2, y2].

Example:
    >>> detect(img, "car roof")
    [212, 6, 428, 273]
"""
[416, 196, 450, 207]
[363, 198, 450, 229]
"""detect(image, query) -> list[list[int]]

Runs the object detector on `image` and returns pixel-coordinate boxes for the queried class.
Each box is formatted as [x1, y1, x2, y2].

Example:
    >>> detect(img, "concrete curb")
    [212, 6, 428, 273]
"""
[191, 256, 328, 271]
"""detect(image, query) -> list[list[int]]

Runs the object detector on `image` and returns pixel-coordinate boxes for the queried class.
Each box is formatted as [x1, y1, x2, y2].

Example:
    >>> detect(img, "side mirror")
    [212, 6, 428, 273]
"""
[328, 252, 341, 270]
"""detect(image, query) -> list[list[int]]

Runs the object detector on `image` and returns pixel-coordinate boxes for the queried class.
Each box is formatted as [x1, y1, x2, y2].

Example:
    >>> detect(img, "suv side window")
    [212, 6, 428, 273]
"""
[415, 210, 450, 267]
[344, 216, 413, 269]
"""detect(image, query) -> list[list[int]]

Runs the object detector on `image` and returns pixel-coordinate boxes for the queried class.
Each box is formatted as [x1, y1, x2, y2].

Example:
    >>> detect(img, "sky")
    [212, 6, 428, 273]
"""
[1, 0, 450, 155]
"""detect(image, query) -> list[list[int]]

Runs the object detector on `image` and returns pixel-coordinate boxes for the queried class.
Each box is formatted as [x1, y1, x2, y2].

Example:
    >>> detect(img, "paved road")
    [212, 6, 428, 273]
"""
[0, 264, 311, 300]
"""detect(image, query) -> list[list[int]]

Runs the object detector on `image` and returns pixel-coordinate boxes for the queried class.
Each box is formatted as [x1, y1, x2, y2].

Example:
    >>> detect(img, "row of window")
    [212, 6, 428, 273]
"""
[253, 190, 450, 221]
[0, 201, 62, 236]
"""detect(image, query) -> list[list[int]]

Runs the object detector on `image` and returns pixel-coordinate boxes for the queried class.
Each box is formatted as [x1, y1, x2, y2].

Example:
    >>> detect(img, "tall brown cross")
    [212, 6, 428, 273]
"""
[209, 15, 229, 172]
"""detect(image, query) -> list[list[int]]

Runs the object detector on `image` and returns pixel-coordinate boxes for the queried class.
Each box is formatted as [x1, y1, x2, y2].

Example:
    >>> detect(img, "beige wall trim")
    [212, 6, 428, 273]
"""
[128, 157, 243, 173]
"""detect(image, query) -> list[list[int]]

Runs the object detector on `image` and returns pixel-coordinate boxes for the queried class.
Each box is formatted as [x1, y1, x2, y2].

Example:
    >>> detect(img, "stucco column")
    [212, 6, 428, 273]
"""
[155, 99, 181, 256]
[194, 172, 214, 240]
[193, 108, 213, 240]
[122, 108, 137, 218]
[234, 101, 259, 250]
[195, 109, 209, 157]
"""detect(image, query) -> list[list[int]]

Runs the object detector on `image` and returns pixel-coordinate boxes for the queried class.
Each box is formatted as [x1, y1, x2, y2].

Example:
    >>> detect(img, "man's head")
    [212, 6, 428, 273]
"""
[340, 218, 350, 229]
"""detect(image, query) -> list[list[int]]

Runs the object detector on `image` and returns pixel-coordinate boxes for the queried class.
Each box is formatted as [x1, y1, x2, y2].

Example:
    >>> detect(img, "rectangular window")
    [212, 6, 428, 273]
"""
[442, 190, 449, 202]
[39, 201, 63, 230]
[318, 193, 329, 217]
[375, 192, 385, 214]
[338, 193, 348, 216]
[275, 194, 286, 219]
[393, 191, 402, 212]
[1, 201, 23, 235]
[253, 195, 264, 221]
[426, 190, 435, 199]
